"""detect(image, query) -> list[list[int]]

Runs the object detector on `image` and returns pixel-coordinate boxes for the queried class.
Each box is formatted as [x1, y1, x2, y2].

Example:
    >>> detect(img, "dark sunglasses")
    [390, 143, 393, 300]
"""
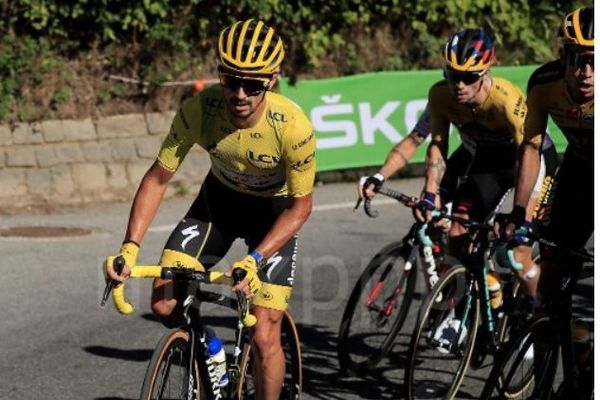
[219, 73, 270, 95]
[568, 52, 594, 70]
[444, 68, 484, 85]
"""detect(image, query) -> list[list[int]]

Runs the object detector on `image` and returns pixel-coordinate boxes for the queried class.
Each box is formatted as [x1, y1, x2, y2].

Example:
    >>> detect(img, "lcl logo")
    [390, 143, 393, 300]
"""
[268, 111, 288, 122]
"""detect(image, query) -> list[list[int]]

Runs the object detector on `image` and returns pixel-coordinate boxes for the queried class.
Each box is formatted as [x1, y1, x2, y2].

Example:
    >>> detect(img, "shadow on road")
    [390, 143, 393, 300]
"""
[297, 322, 405, 399]
[83, 346, 153, 362]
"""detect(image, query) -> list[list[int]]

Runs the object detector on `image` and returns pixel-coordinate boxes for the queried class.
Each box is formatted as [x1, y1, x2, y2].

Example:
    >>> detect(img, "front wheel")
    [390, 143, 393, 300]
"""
[404, 262, 480, 400]
[140, 329, 206, 400]
[337, 241, 417, 376]
[480, 314, 558, 400]
[238, 310, 302, 400]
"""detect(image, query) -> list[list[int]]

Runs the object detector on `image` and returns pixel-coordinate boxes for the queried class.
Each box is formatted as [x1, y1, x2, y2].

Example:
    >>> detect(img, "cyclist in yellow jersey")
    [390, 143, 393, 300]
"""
[499, 9, 594, 397]
[414, 28, 558, 303]
[104, 19, 316, 400]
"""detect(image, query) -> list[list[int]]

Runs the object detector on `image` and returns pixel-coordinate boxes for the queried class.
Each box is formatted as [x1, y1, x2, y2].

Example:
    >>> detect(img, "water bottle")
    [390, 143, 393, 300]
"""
[485, 271, 503, 309]
[206, 329, 229, 387]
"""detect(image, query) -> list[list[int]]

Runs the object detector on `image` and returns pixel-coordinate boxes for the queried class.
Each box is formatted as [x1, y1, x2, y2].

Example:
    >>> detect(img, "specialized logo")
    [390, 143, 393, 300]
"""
[264, 253, 284, 281]
[181, 225, 200, 251]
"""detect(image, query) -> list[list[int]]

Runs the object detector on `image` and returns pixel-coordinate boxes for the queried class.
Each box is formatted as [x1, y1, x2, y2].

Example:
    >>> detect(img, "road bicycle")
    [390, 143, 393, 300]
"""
[480, 236, 594, 400]
[337, 186, 447, 376]
[403, 209, 530, 400]
[101, 257, 302, 400]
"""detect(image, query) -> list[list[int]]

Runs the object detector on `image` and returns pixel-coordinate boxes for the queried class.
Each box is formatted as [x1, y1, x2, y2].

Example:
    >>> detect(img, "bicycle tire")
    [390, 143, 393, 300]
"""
[337, 241, 417, 376]
[140, 329, 206, 400]
[237, 310, 302, 400]
[404, 262, 480, 400]
[480, 314, 559, 400]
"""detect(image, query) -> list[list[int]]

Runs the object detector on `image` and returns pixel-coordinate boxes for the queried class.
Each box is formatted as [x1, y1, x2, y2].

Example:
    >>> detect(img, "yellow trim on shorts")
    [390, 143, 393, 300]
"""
[159, 249, 205, 271]
[252, 282, 292, 311]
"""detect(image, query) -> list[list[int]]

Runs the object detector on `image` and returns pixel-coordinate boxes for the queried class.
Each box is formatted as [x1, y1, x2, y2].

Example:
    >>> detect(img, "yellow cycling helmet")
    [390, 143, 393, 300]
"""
[217, 19, 285, 75]
[560, 7, 594, 48]
[443, 28, 495, 72]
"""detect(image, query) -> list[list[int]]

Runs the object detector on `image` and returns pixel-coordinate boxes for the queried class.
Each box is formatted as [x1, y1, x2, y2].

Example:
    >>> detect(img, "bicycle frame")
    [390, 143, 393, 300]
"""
[183, 284, 250, 400]
[434, 215, 519, 358]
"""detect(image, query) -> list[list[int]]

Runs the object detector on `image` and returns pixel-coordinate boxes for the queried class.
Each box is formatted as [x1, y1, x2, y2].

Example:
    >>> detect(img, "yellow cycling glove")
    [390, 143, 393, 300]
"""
[104, 241, 140, 280]
[232, 255, 263, 295]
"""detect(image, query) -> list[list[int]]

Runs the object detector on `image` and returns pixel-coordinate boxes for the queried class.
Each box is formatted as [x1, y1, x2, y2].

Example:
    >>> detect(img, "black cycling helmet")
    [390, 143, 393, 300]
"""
[443, 28, 495, 72]
[560, 7, 594, 48]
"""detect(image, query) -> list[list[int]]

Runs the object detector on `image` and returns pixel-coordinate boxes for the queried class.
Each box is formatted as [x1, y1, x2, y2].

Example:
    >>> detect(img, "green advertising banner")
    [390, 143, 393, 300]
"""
[279, 66, 564, 172]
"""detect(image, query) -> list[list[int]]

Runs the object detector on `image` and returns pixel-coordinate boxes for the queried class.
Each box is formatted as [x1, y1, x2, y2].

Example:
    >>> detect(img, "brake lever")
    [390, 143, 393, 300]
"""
[363, 197, 379, 218]
[100, 255, 125, 307]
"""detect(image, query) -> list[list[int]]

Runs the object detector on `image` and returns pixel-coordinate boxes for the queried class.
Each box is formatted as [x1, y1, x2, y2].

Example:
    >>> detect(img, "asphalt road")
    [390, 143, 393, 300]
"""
[0, 178, 593, 400]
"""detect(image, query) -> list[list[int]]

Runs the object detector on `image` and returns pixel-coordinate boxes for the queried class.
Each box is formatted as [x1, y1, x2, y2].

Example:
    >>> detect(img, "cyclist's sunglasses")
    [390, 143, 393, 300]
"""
[219, 73, 271, 95]
[444, 67, 485, 85]
[567, 52, 594, 70]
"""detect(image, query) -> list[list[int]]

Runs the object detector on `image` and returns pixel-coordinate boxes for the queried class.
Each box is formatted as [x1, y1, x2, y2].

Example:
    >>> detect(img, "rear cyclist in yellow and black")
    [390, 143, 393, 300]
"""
[499, 8, 594, 397]
[104, 19, 315, 400]
[414, 28, 557, 302]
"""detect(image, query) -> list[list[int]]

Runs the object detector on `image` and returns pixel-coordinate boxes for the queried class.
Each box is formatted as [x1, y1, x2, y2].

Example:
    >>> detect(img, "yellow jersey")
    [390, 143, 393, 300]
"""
[157, 85, 316, 197]
[429, 77, 527, 154]
[524, 60, 593, 162]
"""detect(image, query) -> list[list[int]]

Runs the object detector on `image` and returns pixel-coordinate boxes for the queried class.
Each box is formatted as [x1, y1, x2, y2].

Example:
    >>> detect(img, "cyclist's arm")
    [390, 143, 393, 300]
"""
[514, 142, 541, 210]
[424, 91, 449, 195]
[124, 161, 175, 244]
[379, 105, 430, 178]
[379, 131, 426, 178]
[424, 139, 447, 195]
[124, 103, 196, 244]
[514, 88, 546, 210]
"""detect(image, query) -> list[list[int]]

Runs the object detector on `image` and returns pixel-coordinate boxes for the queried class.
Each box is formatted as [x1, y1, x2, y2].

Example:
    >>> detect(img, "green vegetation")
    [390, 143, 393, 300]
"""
[0, 0, 590, 123]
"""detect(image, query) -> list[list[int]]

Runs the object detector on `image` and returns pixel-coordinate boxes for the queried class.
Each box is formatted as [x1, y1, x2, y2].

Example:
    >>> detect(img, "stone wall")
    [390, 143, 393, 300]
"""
[0, 112, 211, 212]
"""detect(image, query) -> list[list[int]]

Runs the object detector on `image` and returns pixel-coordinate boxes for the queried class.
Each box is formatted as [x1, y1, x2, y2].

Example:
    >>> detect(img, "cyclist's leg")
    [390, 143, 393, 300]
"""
[537, 149, 593, 302]
[245, 217, 297, 400]
[251, 306, 285, 400]
[536, 149, 593, 396]
[151, 173, 236, 327]
[449, 162, 511, 257]
[512, 144, 559, 298]
[439, 144, 473, 205]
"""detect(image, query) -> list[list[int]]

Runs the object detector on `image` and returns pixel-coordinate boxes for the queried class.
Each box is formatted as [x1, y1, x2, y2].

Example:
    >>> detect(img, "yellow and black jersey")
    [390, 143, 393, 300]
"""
[526, 59, 565, 94]
[157, 84, 316, 197]
[429, 77, 527, 154]
[524, 60, 593, 162]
